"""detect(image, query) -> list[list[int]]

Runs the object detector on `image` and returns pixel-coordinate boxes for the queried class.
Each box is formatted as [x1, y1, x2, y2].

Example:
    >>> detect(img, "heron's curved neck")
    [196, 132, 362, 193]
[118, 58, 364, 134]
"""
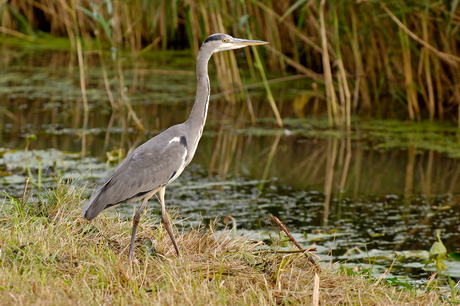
[186, 49, 212, 132]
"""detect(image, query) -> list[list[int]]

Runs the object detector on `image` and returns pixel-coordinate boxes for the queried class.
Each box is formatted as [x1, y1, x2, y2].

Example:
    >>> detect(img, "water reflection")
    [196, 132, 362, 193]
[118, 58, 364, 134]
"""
[2, 99, 460, 221]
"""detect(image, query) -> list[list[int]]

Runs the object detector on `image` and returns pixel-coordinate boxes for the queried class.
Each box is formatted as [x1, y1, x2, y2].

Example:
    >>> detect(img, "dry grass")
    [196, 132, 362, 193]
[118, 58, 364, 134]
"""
[0, 181, 449, 305]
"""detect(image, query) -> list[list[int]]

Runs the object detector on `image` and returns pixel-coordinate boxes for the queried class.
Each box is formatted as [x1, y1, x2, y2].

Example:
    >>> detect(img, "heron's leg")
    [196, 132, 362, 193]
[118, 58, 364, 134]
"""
[128, 196, 150, 260]
[158, 186, 181, 256]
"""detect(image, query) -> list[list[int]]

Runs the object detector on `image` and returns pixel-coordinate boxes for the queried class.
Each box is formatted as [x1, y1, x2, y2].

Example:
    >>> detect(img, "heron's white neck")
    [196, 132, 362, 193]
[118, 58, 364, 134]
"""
[184, 47, 213, 154]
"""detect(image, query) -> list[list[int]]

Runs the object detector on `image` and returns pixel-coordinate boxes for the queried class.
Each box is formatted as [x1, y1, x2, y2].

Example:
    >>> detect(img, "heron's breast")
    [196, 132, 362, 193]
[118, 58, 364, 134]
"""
[164, 135, 190, 185]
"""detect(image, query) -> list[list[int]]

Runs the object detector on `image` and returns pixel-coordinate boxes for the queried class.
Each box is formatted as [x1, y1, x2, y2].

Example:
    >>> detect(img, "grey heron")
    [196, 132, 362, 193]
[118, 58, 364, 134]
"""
[82, 33, 268, 259]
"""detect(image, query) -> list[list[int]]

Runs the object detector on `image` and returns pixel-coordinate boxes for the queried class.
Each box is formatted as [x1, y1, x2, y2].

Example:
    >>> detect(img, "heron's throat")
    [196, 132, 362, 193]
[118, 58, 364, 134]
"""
[185, 49, 212, 154]
[187, 74, 210, 130]
[196, 48, 212, 79]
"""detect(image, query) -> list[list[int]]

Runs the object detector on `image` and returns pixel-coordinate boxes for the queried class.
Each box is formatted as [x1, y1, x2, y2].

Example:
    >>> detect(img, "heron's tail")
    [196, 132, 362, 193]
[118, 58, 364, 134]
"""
[82, 187, 106, 221]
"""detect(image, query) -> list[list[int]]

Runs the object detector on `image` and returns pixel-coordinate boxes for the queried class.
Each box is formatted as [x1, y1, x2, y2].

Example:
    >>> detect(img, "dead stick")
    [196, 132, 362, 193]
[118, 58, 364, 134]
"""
[25, 185, 33, 205]
[21, 177, 30, 205]
[270, 215, 321, 270]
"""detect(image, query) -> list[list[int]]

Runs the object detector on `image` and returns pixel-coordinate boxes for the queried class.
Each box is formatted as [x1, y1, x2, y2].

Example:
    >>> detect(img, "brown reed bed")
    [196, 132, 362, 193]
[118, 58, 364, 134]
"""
[1, 0, 460, 127]
[0, 180, 451, 305]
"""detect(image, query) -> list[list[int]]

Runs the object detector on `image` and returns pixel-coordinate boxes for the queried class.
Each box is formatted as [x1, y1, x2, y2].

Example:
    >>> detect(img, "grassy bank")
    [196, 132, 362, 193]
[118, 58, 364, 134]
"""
[2, 0, 460, 126]
[0, 180, 451, 305]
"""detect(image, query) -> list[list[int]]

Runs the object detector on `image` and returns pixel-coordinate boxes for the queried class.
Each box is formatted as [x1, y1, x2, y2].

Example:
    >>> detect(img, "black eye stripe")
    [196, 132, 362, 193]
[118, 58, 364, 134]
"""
[204, 34, 229, 44]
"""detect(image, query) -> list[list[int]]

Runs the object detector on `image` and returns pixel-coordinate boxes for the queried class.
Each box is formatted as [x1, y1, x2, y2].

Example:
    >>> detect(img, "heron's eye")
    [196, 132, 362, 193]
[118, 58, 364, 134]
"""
[222, 39, 228, 43]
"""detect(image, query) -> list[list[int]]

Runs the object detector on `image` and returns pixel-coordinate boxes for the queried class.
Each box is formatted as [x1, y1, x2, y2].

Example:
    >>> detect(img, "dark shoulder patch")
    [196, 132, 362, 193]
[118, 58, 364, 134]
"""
[169, 171, 177, 181]
[180, 136, 187, 148]
[204, 34, 226, 44]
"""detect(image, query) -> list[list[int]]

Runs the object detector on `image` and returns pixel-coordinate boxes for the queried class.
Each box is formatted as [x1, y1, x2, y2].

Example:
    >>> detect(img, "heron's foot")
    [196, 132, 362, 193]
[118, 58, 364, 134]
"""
[165, 226, 181, 257]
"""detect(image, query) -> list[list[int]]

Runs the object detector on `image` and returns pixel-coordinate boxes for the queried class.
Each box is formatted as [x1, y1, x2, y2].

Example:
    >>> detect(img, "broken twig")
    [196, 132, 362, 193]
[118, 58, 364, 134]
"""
[270, 215, 321, 270]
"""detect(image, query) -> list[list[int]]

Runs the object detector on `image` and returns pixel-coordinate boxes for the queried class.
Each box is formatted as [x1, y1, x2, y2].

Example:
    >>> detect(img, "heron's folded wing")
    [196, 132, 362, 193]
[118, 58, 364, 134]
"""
[83, 135, 188, 219]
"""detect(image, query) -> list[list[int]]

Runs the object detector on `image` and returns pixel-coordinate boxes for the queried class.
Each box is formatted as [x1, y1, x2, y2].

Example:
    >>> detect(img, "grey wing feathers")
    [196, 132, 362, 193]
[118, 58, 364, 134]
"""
[82, 129, 188, 220]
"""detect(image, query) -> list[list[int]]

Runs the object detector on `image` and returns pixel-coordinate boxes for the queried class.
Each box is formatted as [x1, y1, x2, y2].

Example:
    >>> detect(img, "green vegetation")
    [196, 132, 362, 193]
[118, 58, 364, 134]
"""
[0, 180, 452, 305]
[1, 0, 460, 127]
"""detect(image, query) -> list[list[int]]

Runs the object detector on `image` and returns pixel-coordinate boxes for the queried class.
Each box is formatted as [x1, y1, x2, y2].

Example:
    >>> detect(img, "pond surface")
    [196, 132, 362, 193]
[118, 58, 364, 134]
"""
[1, 39, 460, 287]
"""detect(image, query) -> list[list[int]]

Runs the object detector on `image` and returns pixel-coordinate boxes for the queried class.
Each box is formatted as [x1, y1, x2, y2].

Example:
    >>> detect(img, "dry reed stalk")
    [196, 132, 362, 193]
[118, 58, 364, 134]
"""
[349, 8, 371, 110]
[422, 7, 435, 122]
[433, 57, 444, 119]
[338, 63, 351, 129]
[417, 48, 429, 113]
[398, 16, 420, 121]
[319, 0, 340, 127]
[267, 3, 287, 73]
[337, 65, 346, 123]
[333, 8, 351, 129]
[368, 34, 381, 105]
[381, 2, 460, 67]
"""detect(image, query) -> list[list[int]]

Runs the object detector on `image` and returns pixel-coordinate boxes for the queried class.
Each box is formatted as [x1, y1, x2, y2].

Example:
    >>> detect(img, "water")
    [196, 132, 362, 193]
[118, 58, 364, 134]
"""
[1, 41, 460, 286]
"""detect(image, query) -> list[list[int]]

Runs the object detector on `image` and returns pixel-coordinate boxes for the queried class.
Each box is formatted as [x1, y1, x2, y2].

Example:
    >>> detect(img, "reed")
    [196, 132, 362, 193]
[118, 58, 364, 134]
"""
[2, 0, 460, 125]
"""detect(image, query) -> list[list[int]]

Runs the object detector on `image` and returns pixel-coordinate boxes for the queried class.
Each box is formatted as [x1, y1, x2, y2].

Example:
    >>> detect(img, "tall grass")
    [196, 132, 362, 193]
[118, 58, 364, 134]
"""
[1, 0, 460, 126]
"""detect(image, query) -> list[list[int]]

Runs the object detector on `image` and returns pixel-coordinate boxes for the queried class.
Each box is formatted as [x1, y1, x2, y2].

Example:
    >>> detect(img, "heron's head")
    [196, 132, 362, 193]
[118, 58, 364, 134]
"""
[203, 33, 268, 53]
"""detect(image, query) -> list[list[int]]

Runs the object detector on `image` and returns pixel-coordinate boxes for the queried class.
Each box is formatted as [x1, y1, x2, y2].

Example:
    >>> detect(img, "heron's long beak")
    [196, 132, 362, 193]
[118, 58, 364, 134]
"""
[215, 37, 268, 53]
[231, 38, 269, 47]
